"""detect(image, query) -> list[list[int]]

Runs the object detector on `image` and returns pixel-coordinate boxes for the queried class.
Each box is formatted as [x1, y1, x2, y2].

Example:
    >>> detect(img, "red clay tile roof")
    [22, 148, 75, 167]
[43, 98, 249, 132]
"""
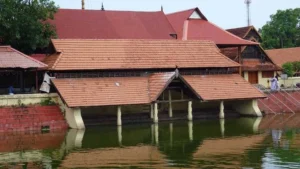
[30, 54, 47, 62]
[52, 77, 151, 107]
[182, 74, 265, 101]
[221, 46, 281, 71]
[0, 46, 47, 69]
[166, 8, 258, 46]
[48, 9, 176, 39]
[266, 47, 300, 68]
[227, 26, 252, 39]
[148, 72, 175, 101]
[44, 39, 239, 70]
[52, 72, 178, 107]
[242, 59, 281, 71]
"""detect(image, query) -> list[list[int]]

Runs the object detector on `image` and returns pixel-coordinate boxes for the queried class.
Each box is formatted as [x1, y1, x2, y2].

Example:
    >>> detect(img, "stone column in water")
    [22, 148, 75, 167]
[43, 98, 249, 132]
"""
[118, 125, 122, 146]
[153, 103, 158, 123]
[188, 121, 193, 141]
[188, 101, 193, 121]
[169, 90, 173, 118]
[154, 123, 159, 145]
[150, 104, 154, 119]
[220, 119, 225, 137]
[219, 101, 225, 119]
[169, 123, 173, 147]
[117, 106, 122, 126]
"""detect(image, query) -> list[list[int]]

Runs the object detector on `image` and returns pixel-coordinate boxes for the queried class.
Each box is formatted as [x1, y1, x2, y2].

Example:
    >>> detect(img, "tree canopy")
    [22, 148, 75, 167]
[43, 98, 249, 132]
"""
[0, 0, 58, 54]
[260, 8, 300, 50]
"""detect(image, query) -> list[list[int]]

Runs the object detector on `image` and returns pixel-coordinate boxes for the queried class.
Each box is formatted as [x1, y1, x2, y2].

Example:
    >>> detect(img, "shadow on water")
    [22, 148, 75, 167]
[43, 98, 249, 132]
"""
[1, 115, 300, 168]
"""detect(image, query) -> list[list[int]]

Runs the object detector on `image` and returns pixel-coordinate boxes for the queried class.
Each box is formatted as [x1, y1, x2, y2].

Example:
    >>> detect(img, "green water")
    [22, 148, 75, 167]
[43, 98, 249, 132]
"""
[1, 116, 300, 169]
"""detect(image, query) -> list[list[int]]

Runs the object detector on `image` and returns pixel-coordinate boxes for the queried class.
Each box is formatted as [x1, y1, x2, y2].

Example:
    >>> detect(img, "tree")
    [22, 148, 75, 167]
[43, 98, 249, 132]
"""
[0, 0, 58, 54]
[260, 8, 300, 49]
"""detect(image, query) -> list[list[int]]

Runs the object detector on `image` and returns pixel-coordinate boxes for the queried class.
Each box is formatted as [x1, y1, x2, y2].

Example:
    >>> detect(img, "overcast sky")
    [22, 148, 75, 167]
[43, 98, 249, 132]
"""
[53, 0, 300, 29]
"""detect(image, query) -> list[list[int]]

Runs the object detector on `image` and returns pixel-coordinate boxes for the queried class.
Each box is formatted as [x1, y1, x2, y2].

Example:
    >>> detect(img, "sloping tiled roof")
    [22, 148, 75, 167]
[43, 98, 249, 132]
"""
[48, 9, 176, 39]
[0, 46, 47, 69]
[52, 77, 151, 107]
[221, 46, 281, 71]
[52, 72, 177, 107]
[182, 74, 265, 101]
[266, 47, 300, 68]
[242, 59, 281, 71]
[30, 54, 47, 62]
[44, 39, 239, 70]
[148, 72, 175, 101]
[166, 8, 258, 46]
[226, 26, 252, 39]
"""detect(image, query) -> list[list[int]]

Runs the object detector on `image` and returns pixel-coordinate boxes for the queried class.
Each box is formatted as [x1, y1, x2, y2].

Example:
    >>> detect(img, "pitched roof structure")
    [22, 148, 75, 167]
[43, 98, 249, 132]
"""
[48, 9, 176, 39]
[166, 8, 258, 46]
[44, 39, 239, 70]
[52, 72, 265, 107]
[220, 46, 281, 71]
[0, 46, 47, 69]
[266, 47, 300, 68]
[226, 26, 261, 39]
[182, 74, 265, 101]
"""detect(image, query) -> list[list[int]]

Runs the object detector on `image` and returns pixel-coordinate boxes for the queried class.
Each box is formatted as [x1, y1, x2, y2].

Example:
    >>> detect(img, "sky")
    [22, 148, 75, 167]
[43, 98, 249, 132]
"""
[53, 0, 300, 29]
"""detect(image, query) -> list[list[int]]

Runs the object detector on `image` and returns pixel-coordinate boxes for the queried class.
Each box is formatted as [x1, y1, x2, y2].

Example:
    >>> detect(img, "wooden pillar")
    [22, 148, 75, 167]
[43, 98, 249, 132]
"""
[219, 101, 225, 119]
[238, 46, 242, 75]
[150, 104, 153, 119]
[168, 90, 173, 118]
[188, 101, 193, 121]
[153, 103, 158, 123]
[117, 106, 122, 126]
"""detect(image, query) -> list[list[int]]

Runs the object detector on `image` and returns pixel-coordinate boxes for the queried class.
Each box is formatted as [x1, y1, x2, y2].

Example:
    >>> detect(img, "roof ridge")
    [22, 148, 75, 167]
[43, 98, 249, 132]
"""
[9, 47, 47, 67]
[52, 52, 63, 69]
[58, 8, 162, 13]
[167, 8, 196, 15]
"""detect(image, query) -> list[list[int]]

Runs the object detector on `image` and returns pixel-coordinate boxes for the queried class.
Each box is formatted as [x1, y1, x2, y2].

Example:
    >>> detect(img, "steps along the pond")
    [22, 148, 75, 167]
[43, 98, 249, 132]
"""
[258, 90, 300, 114]
[0, 105, 68, 132]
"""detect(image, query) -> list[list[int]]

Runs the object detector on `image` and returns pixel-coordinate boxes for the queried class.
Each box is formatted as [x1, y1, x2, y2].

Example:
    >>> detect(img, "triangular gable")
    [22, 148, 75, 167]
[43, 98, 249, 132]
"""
[189, 11, 202, 19]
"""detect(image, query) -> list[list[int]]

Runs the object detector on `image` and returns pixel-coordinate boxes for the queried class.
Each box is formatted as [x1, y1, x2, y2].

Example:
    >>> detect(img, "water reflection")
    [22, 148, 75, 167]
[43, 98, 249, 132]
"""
[2, 115, 300, 168]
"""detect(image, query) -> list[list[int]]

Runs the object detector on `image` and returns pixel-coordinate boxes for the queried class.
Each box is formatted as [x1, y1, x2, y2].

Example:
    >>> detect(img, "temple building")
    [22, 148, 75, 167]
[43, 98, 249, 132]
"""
[42, 39, 265, 129]
[225, 26, 281, 86]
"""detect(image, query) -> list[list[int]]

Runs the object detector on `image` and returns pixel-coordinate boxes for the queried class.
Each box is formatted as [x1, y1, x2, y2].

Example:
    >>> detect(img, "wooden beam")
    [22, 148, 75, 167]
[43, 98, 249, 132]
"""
[156, 99, 193, 103]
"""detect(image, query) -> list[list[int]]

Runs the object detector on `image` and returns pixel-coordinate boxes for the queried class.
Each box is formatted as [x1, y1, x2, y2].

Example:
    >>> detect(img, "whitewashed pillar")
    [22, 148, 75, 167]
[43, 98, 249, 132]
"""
[188, 101, 193, 121]
[219, 101, 225, 119]
[117, 125, 122, 145]
[169, 123, 173, 147]
[220, 119, 225, 137]
[169, 90, 173, 118]
[188, 121, 193, 141]
[154, 123, 159, 145]
[150, 104, 153, 119]
[117, 106, 122, 126]
[153, 103, 158, 123]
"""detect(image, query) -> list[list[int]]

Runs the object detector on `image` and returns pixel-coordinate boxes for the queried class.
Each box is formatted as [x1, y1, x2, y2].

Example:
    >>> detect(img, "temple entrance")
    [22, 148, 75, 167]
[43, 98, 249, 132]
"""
[248, 71, 258, 84]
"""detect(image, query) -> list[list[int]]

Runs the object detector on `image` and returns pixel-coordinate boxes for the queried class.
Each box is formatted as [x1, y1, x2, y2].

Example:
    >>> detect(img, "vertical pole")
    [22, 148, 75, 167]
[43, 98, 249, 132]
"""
[150, 104, 153, 119]
[153, 103, 158, 123]
[81, 0, 85, 10]
[117, 106, 122, 126]
[219, 101, 225, 119]
[117, 125, 122, 146]
[168, 90, 173, 118]
[188, 101, 193, 121]
[238, 46, 242, 76]
[220, 119, 225, 137]
[151, 124, 154, 145]
[154, 123, 159, 145]
[188, 121, 193, 141]
[169, 123, 173, 148]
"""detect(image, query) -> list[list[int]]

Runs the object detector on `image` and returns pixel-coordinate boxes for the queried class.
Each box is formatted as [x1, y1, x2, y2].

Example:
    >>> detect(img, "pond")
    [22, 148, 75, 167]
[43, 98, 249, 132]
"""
[0, 114, 300, 169]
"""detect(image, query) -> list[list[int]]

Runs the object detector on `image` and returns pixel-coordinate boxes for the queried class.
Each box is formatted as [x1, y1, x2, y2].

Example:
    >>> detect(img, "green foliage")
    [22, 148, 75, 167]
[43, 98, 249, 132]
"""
[0, 0, 58, 54]
[282, 62, 294, 77]
[40, 97, 56, 106]
[261, 8, 300, 49]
